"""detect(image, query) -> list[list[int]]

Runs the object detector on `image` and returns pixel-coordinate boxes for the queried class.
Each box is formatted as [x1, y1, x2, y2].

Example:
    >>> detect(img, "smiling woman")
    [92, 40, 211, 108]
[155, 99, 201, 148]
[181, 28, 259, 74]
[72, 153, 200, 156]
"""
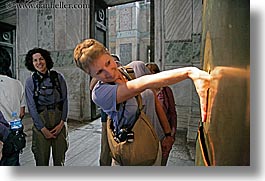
[24, 48, 69, 166]
[32, 53, 47, 74]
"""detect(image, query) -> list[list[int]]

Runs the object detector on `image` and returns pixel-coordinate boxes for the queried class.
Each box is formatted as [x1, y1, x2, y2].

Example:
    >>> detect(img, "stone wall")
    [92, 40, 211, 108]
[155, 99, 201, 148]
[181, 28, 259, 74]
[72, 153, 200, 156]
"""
[154, 0, 202, 142]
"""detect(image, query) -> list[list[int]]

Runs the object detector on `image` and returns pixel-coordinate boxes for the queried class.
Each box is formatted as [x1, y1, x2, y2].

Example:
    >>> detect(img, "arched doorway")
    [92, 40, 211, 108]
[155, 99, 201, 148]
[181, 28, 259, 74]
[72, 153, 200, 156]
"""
[0, 22, 15, 78]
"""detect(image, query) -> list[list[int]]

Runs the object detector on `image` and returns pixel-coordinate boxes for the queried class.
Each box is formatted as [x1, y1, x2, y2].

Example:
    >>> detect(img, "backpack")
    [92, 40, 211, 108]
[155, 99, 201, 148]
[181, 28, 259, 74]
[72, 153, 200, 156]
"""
[0, 111, 26, 157]
[106, 66, 159, 165]
[0, 111, 10, 142]
[32, 70, 62, 111]
[2, 128, 27, 156]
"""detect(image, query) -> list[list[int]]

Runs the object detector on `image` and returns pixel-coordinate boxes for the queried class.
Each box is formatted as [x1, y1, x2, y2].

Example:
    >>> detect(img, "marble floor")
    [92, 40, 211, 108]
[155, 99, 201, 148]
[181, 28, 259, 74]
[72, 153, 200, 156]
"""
[20, 114, 195, 166]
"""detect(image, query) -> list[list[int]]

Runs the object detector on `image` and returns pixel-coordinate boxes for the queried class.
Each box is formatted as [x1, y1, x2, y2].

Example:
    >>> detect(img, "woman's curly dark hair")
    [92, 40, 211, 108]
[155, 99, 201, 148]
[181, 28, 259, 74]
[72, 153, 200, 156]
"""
[25, 48, 54, 72]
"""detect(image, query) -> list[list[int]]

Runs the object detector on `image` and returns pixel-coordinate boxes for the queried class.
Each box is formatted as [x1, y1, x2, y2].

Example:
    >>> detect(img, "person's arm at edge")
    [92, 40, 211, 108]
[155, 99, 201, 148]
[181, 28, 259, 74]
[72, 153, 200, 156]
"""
[116, 67, 210, 121]
[153, 90, 171, 134]
[153, 90, 175, 156]
[117, 67, 209, 103]
[165, 87, 177, 137]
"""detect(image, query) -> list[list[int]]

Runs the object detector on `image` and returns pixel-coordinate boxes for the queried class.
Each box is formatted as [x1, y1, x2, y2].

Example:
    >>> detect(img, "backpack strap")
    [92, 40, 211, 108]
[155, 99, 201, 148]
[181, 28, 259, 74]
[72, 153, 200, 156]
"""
[32, 72, 42, 108]
[119, 66, 136, 80]
[32, 70, 63, 111]
[0, 111, 9, 128]
[118, 66, 143, 110]
[118, 66, 144, 132]
[50, 70, 62, 99]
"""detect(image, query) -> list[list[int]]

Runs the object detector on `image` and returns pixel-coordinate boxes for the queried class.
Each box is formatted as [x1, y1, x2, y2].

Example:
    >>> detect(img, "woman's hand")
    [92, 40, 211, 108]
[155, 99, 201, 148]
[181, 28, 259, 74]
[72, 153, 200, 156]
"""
[50, 120, 64, 136]
[189, 68, 211, 122]
[41, 127, 56, 139]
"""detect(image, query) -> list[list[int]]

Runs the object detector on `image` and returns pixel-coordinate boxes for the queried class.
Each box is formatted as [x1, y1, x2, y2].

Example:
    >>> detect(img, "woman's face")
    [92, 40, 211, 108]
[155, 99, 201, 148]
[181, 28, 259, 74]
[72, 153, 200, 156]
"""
[32, 53, 48, 74]
[89, 54, 119, 83]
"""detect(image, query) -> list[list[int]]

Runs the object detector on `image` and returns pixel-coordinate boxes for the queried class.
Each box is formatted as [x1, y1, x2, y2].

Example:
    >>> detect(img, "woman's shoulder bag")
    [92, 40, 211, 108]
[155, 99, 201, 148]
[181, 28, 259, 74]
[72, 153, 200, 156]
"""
[106, 66, 159, 165]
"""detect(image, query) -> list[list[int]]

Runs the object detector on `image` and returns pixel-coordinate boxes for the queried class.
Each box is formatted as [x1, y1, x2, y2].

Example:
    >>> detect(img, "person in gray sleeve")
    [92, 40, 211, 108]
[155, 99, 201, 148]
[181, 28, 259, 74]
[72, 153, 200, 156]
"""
[0, 111, 9, 164]
[24, 48, 68, 166]
[0, 47, 26, 166]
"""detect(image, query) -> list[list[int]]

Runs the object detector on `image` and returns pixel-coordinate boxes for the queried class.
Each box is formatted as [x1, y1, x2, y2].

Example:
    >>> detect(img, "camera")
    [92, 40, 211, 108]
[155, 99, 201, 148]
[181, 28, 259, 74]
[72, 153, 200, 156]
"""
[117, 128, 134, 143]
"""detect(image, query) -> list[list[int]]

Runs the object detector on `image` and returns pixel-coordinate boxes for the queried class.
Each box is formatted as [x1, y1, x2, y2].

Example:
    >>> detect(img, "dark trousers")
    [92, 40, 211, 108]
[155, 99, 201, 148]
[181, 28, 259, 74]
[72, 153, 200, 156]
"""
[32, 126, 68, 166]
[99, 110, 112, 166]
[99, 122, 112, 166]
[31, 108, 68, 166]
[0, 152, 20, 166]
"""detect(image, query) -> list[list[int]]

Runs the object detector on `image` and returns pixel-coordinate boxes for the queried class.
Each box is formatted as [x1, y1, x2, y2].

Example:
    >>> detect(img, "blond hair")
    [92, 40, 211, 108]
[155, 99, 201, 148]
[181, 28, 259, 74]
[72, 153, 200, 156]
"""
[73, 39, 109, 74]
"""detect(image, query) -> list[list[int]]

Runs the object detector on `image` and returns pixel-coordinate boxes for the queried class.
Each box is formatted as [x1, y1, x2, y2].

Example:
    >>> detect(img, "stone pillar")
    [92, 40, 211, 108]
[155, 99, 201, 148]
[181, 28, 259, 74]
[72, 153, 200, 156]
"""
[195, 0, 249, 166]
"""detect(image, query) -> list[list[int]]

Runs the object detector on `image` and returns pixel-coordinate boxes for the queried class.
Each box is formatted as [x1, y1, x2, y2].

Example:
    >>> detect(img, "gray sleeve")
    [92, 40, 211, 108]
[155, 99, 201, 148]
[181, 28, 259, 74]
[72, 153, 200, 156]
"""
[17, 80, 26, 108]
[92, 82, 118, 113]
[0, 111, 9, 141]
[25, 77, 44, 130]
[58, 73, 68, 121]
